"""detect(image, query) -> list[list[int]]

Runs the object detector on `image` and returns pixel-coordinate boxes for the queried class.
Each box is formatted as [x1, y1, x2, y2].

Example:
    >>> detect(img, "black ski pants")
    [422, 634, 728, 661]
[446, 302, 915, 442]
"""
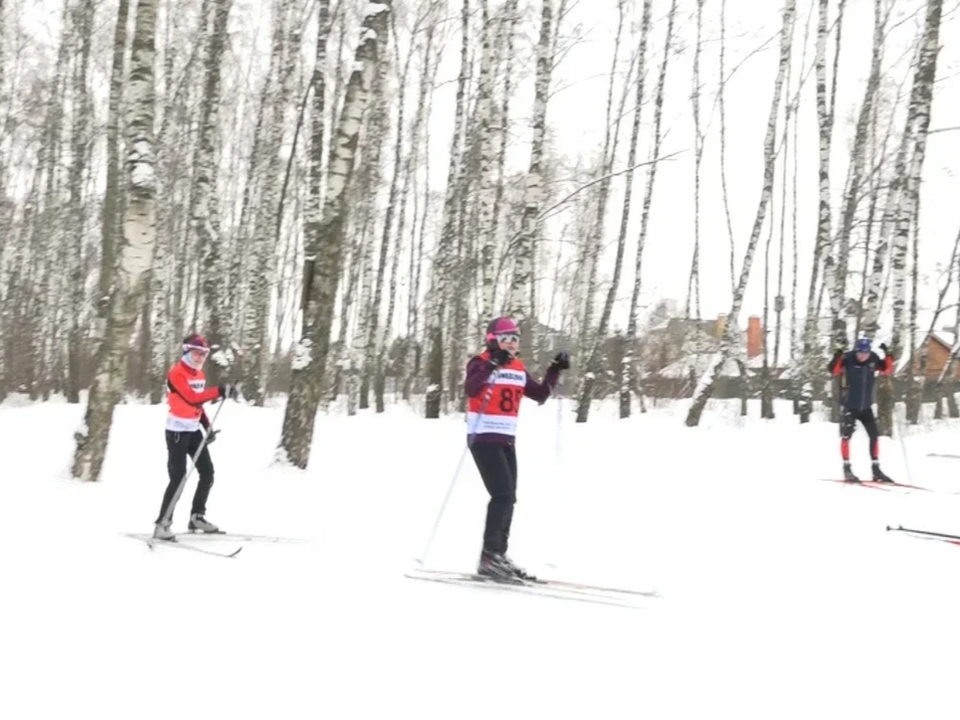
[155, 430, 215, 525]
[840, 407, 880, 460]
[470, 442, 518, 556]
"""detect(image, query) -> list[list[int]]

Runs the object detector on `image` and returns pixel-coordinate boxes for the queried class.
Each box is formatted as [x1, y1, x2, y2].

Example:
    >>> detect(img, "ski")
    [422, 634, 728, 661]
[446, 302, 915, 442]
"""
[121, 532, 243, 558]
[926, 452, 960, 459]
[886, 525, 960, 545]
[181, 530, 307, 544]
[412, 567, 656, 598]
[406, 568, 655, 607]
[862, 480, 931, 491]
[405, 570, 642, 608]
[821, 478, 891, 490]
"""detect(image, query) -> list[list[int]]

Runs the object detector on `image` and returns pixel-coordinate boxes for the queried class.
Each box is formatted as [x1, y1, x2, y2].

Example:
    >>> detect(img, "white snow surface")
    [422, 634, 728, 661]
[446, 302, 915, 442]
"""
[4, 396, 960, 719]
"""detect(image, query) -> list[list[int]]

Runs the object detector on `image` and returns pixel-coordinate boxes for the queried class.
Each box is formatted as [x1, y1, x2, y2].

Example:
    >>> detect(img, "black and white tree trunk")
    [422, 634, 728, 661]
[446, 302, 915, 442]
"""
[507, 0, 554, 346]
[882, 0, 944, 434]
[279, 1, 390, 468]
[66, 0, 95, 403]
[425, 0, 470, 419]
[685, 0, 796, 427]
[194, 0, 234, 382]
[618, 0, 674, 421]
[73, 0, 159, 481]
[97, 0, 131, 344]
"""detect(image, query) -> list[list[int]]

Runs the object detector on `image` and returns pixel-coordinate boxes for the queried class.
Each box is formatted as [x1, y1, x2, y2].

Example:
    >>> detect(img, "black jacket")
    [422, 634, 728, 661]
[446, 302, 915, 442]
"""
[828, 351, 892, 412]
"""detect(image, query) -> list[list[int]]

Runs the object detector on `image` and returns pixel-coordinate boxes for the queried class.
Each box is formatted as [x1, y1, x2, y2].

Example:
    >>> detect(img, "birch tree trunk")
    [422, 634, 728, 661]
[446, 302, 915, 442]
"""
[618, 0, 675, 421]
[685, 0, 704, 320]
[72, 0, 159, 482]
[719, 0, 736, 299]
[507, 0, 554, 348]
[373, 8, 429, 413]
[576, 0, 627, 365]
[800, 0, 839, 423]
[193, 0, 234, 382]
[66, 0, 95, 403]
[357, 24, 391, 411]
[98, 0, 131, 340]
[685, 0, 796, 427]
[425, 0, 469, 420]
[279, 1, 390, 468]
[475, 0, 497, 320]
[570, 1, 651, 423]
[243, 0, 302, 406]
[880, 0, 943, 436]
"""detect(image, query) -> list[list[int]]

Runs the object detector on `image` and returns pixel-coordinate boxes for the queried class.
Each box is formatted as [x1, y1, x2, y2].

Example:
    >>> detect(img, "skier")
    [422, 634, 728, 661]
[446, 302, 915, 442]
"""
[829, 337, 894, 483]
[463, 316, 570, 581]
[153, 334, 238, 540]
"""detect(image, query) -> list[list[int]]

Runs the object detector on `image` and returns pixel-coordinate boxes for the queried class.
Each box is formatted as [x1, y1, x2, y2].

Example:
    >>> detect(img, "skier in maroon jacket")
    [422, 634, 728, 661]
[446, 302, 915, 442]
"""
[463, 317, 570, 581]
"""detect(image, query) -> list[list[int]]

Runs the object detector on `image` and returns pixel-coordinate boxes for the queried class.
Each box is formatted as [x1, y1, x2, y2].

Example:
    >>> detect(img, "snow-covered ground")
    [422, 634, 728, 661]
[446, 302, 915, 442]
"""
[4, 394, 960, 719]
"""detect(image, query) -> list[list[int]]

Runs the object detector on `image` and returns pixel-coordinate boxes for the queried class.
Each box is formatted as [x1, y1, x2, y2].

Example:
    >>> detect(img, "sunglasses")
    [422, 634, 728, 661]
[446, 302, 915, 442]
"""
[496, 333, 520, 343]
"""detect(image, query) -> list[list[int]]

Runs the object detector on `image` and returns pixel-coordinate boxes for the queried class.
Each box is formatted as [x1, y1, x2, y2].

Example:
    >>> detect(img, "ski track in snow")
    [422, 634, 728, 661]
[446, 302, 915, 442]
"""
[3, 396, 960, 719]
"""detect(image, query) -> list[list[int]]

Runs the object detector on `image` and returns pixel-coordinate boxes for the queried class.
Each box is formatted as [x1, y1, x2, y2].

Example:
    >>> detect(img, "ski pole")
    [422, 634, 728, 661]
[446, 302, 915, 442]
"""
[545, 374, 564, 570]
[886, 525, 960, 542]
[892, 405, 913, 485]
[415, 370, 499, 566]
[160, 398, 226, 528]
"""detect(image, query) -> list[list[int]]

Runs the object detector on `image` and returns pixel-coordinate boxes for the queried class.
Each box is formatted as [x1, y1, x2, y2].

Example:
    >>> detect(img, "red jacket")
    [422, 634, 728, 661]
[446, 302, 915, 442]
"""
[166, 359, 221, 431]
[463, 350, 558, 444]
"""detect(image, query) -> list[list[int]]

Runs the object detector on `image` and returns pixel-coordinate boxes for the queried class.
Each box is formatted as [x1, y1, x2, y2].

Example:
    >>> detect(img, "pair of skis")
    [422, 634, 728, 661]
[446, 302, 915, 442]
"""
[820, 477, 945, 493]
[405, 567, 657, 608]
[122, 530, 306, 558]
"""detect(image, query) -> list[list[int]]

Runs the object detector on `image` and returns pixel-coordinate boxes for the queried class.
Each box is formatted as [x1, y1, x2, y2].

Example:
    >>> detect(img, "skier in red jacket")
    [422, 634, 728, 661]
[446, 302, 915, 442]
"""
[463, 317, 570, 581]
[153, 334, 238, 540]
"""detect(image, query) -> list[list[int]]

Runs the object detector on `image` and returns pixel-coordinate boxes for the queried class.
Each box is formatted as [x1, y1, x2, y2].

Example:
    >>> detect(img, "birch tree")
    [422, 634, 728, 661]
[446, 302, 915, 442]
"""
[242, 0, 303, 406]
[685, 0, 796, 427]
[280, 1, 390, 468]
[425, 0, 469, 420]
[507, 0, 554, 353]
[194, 0, 234, 383]
[475, 0, 497, 320]
[73, 0, 160, 481]
[619, 0, 675, 421]
[66, 0, 95, 403]
[98, 0, 131, 342]
[880, 0, 944, 435]
[685, 0, 705, 320]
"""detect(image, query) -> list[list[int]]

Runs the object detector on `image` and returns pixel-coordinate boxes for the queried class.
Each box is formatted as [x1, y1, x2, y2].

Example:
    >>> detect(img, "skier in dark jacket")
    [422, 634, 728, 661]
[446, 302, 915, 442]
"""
[828, 337, 894, 483]
[463, 316, 570, 581]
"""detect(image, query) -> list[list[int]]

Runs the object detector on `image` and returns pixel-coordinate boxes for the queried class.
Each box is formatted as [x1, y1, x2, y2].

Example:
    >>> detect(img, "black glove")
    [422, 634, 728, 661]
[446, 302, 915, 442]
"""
[205, 429, 219, 446]
[489, 348, 512, 367]
[879, 342, 891, 358]
[218, 383, 239, 400]
[550, 350, 571, 371]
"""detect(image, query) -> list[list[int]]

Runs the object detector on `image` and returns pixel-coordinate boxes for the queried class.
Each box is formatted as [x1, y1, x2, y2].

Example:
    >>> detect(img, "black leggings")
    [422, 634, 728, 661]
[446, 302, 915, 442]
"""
[841, 408, 880, 461]
[470, 442, 518, 555]
[155, 430, 215, 524]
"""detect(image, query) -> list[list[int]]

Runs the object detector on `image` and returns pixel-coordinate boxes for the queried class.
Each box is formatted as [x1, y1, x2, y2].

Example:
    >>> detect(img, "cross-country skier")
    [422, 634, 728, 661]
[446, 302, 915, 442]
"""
[463, 317, 570, 581]
[829, 337, 894, 483]
[153, 334, 238, 540]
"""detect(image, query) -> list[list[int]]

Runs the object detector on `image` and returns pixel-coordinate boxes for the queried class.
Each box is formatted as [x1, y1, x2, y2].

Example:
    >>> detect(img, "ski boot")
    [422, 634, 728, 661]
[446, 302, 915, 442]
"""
[502, 554, 537, 581]
[152, 522, 176, 541]
[843, 463, 860, 483]
[871, 462, 894, 483]
[477, 551, 518, 582]
[188, 514, 221, 533]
